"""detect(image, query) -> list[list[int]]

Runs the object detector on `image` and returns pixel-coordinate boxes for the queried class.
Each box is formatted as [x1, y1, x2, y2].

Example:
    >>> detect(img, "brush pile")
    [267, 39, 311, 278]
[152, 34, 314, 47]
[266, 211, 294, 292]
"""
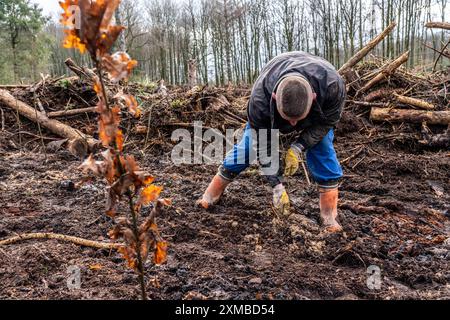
[0, 50, 449, 155]
[344, 54, 450, 148]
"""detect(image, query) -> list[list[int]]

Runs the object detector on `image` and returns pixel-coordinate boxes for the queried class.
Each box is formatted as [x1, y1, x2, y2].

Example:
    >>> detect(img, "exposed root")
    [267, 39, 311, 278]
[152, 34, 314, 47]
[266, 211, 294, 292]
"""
[0, 233, 124, 249]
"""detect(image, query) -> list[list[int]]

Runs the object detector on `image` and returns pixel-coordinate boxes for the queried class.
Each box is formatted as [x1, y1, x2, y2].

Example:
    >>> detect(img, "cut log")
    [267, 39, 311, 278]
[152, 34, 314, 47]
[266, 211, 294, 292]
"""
[364, 88, 402, 102]
[370, 107, 450, 125]
[425, 22, 450, 30]
[134, 125, 148, 135]
[394, 94, 435, 110]
[359, 51, 410, 93]
[339, 22, 397, 76]
[0, 89, 98, 156]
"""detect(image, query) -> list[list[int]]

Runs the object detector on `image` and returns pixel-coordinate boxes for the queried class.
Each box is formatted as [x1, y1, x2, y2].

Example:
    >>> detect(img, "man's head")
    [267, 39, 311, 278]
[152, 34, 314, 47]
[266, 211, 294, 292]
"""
[274, 76, 315, 126]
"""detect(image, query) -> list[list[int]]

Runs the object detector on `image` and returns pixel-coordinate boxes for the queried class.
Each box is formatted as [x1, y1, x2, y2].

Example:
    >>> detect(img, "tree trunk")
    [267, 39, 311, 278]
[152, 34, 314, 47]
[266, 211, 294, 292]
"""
[114, 3, 127, 52]
[188, 59, 198, 87]
[425, 22, 450, 30]
[394, 94, 435, 110]
[11, 40, 18, 83]
[370, 107, 450, 125]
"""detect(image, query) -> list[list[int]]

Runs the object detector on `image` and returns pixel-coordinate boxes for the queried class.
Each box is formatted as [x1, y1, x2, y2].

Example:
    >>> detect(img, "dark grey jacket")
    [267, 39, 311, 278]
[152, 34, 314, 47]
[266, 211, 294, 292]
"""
[247, 51, 346, 149]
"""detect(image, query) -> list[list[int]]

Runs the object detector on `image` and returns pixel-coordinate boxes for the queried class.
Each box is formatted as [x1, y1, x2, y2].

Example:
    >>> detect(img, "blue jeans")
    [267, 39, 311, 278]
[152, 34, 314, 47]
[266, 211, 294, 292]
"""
[220, 123, 343, 188]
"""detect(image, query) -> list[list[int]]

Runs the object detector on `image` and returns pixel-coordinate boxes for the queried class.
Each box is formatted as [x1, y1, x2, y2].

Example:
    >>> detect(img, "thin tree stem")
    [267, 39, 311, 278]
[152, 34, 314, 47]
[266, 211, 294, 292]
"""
[95, 59, 146, 300]
[95, 60, 111, 111]
[127, 192, 148, 301]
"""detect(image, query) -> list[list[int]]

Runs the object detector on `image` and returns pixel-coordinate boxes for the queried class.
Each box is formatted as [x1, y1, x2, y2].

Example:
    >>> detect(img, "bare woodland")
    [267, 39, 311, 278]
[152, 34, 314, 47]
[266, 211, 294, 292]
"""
[0, 0, 449, 301]
[40, 0, 449, 86]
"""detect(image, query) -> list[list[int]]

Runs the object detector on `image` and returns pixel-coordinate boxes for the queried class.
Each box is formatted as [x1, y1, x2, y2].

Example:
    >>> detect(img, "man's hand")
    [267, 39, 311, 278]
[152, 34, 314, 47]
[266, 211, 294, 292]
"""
[284, 144, 304, 176]
[273, 183, 290, 216]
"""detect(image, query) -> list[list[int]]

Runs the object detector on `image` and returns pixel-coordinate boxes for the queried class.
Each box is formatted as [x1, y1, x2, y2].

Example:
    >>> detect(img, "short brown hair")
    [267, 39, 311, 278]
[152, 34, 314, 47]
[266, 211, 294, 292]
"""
[277, 76, 313, 119]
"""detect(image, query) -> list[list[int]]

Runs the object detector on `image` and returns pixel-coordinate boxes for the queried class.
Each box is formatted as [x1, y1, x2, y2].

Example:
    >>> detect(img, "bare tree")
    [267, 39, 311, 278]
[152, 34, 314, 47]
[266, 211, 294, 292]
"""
[33, 0, 446, 86]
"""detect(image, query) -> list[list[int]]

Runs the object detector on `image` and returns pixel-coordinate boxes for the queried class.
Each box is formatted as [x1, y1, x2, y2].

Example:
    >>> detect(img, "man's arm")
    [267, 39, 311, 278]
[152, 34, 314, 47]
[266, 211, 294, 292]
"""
[247, 95, 284, 187]
[255, 127, 284, 187]
[295, 81, 346, 150]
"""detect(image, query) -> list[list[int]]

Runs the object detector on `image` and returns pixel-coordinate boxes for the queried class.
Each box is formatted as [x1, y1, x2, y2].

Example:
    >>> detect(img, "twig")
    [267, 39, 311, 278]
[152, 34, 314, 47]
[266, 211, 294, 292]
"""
[351, 155, 367, 170]
[299, 153, 311, 185]
[33, 92, 47, 158]
[0, 84, 31, 89]
[144, 103, 154, 147]
[95, 61, 110, 112]
[0, 233, 124, 249]
[163, 122, 213, 129]
[15, 131, 57, 140]
[126, 192, 148, 301]
[48, 107, 97, 118]
[0, 107, 4, 131]
[347, 100, 390, 107]
[15, 101, 22, 150]
[423, 42, 450, 59]
[341, 146, 364, 165]
[433, 40, 450, 72]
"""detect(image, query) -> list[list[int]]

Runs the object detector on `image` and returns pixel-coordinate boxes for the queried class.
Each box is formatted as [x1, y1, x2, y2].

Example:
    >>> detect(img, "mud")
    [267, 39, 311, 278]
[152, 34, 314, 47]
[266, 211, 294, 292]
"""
[0, 86, 449, 300]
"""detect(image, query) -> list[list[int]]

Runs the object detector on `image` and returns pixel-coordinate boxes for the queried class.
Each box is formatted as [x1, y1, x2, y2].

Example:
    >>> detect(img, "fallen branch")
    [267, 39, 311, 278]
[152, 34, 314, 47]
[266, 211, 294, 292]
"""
[339, 21, 397, 76]
[394, 94, 435, 110]
[0, 89, 98, 156]
[364, 88, 402, 102]
[341, 146, 364, 165]
[0, 84, 32, 89]
[423, 43, 450, 60]
[425, 22, 450, 30]
[0, 233, 123, 249]
[48, 107, 97, 118]
[348, 100, 390, 107]
[65, 59, 114, 104]
[359, 51, 410, 94]
[339, 203, 391, 215]
[65, 58, 98, 83]
[420, 123, 450, 148]
[433, 40, 450, 71]
[164, 122, 213, 129]
[370, 107, 450, 125]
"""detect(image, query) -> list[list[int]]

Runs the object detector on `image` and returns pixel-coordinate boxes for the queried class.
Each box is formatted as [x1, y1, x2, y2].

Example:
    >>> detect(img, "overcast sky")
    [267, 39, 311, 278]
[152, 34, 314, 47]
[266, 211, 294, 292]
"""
[32, 0, 446, 20]
[31, 0, 61, 17]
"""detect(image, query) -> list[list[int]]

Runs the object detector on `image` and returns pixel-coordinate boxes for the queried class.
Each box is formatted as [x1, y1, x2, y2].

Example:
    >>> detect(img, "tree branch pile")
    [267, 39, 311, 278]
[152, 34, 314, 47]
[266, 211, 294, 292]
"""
[0, 22, 449, 154]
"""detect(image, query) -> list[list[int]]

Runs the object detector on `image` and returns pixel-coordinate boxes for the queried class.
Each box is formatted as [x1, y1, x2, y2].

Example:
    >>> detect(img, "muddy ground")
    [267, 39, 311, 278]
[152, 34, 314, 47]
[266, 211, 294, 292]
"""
[0, 85, 449, 300]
